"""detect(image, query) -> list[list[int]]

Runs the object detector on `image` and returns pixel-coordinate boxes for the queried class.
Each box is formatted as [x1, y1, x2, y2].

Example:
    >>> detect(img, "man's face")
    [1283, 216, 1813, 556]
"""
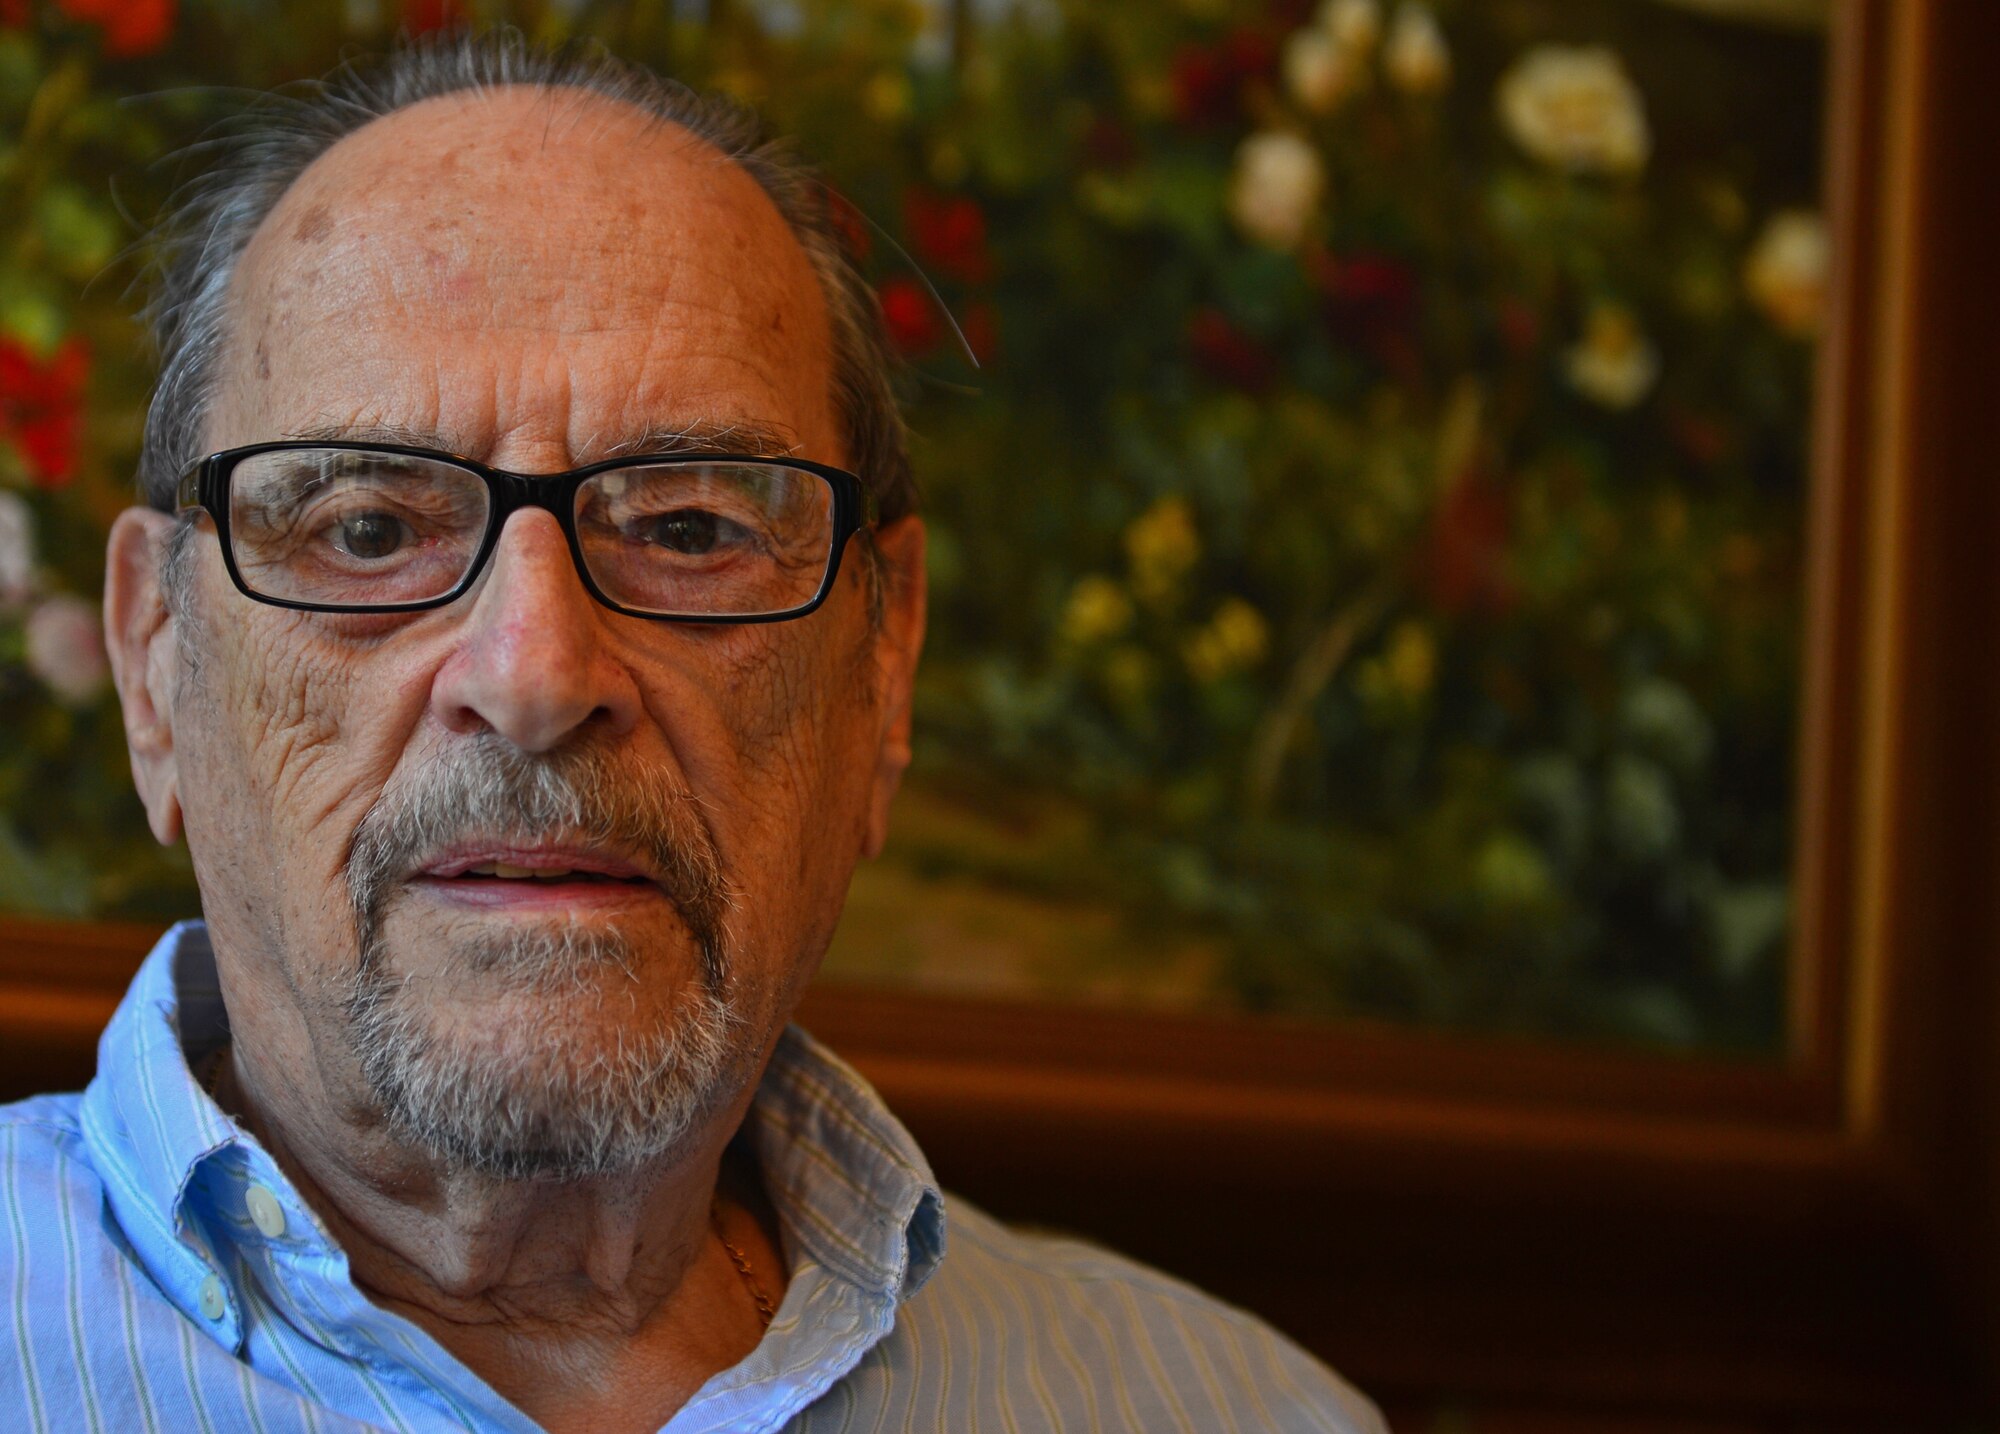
[111, 89, 923, 1177]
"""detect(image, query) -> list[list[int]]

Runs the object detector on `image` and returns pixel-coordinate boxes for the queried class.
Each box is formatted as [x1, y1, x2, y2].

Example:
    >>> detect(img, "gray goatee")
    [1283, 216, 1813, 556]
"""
[341, 735, 745, 1182]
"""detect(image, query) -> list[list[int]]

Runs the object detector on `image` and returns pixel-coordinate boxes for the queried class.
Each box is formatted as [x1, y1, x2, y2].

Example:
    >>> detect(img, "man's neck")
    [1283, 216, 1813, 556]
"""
[213, 1046, 789, 1432]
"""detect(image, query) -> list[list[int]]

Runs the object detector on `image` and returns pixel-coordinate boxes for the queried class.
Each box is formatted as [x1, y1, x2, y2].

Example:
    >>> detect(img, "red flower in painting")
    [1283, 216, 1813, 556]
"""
[402, 0, 461, 34]
[0, 0, 28, 30]
[1312, 250, 1421, 379]
[56, 0, 175, 56]
[1188, 307, 1277, 395]
[1328, 255, 1417, 313]
[904, 189, 993, 287]
[878, 278, 942, 357]
[0, 337, 90, 488]
[1170, 27, 1276, 130]
[1419, 469, 1516, 618]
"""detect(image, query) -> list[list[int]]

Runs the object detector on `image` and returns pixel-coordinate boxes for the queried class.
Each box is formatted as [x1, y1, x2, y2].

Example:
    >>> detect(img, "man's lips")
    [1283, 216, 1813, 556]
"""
[420, 846, 652, 882]
[407, 845, 664, 907]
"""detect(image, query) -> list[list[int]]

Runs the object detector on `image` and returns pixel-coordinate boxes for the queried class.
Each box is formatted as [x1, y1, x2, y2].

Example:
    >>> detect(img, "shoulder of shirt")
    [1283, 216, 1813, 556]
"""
[0, 1094, 107, 1266]
[0, 1092, 97, 1187]
[905, 1192, 1389, 1434]
[0, 1092, 88, 1148]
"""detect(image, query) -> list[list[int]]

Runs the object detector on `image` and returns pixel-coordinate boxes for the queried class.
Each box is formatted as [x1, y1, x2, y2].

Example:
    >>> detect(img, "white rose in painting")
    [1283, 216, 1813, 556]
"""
[1283, 28, 1362, 115]
[1318, 0, 1381, 53]
[1744, 209, 1829, 337]
[1498, 45, 1651, 176]
[1384, 5, 1450, 95]
[0, 491, 33, 606]
[1229, 131, 1325, 251]
[1565, 304, 1660, 410]
[25, 593, 107, 705]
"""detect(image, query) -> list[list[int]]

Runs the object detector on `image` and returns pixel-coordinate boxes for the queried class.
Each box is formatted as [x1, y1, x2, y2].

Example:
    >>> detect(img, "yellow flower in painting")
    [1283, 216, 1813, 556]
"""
[1060, 575, 1135, 647]
[1228, 131, 1326, 251]
[1184, 598, 1271, 684]
[864, 70, 913, 122]
[1497, 45, 1650, 176]
[1744, 209, 1830, 338]
[1357, 619, 1436, 711]
[1318, 0, 1382, 53]
[1564, 304, 1660, 410]
[711, 67, 766, 104]
[1384, 4, 1451, 96]
[1382, 619, 1435, 699]
[1474, 832, 1555, 911]
[1125, 495, 1202, 604]
[1284, 28, 1364, 116]
[1126, 68, 1174, 121]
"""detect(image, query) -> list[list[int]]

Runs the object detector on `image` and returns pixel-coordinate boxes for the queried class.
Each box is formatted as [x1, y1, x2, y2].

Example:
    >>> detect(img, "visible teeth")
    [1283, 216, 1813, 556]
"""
[465, 863, 576, 879]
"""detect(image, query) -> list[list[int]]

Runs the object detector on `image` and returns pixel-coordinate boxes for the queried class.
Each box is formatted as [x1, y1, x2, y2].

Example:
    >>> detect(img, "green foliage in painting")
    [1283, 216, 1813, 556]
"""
[0, 0, 1825, 1046]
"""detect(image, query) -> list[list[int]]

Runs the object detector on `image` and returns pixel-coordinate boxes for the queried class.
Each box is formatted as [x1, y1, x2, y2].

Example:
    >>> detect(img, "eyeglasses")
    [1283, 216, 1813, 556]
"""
[175, 442, 878, 622]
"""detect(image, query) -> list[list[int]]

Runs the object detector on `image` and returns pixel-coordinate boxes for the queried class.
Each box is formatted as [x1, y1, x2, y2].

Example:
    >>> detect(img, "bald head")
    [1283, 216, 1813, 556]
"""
[139, 33, 913, 522]
[209, 88, 839, 473]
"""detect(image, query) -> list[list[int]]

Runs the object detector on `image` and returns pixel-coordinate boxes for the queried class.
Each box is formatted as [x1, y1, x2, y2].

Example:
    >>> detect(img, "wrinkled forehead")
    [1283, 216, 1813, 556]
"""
[214, 85, 838, 462]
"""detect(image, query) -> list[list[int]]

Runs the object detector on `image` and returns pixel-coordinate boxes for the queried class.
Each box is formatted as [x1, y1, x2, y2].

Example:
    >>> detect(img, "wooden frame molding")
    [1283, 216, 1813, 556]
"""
[2, 0, 1993, 1421]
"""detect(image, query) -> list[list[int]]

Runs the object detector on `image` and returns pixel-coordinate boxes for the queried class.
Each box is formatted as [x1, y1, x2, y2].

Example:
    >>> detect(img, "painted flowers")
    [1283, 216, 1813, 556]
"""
[1498, 45, 1651, 176]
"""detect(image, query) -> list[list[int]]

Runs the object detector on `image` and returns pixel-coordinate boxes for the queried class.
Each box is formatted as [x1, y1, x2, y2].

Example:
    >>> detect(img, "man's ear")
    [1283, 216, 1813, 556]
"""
[862, 516, 927, 860]
[104, 508, 185, 846]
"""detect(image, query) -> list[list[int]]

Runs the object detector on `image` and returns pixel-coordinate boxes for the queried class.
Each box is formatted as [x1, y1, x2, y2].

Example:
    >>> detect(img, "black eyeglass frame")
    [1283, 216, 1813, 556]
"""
[175, 440, 880, 623]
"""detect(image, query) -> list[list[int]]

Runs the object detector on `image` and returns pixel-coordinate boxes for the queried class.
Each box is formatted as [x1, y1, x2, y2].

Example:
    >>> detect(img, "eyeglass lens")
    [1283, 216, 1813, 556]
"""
[225, 448, 837, 616]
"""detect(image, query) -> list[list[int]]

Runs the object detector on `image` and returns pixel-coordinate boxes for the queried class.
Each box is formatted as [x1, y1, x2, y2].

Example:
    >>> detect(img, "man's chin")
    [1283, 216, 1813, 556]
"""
[342, 905, 746, 1180]
[343, 968, 747, 1182]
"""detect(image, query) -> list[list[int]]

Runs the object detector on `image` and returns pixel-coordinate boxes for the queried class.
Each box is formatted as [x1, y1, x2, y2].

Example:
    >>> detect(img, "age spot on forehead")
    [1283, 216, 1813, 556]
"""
[294, 203, 335, 244]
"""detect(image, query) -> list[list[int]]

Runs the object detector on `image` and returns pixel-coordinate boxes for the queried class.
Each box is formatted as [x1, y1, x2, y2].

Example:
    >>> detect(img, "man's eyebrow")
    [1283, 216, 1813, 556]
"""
[596, 420, 803, 461]
[283, 422, 472, 454]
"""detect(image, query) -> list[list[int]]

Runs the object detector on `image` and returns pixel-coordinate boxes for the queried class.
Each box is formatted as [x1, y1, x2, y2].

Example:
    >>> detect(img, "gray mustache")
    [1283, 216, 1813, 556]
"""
[344, 735, 734, 984]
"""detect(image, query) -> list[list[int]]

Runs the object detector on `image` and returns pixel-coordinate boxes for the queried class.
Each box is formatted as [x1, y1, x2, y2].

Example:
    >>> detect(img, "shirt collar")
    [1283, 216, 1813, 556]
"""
[80, 921, 946, 1307]
[83, 922, 246, 1237]
[751, 1025, 947, 1304]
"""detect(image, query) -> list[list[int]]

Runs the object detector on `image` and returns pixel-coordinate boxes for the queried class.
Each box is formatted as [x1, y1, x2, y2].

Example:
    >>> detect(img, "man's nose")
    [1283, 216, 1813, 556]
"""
[427, 508, 643, 752]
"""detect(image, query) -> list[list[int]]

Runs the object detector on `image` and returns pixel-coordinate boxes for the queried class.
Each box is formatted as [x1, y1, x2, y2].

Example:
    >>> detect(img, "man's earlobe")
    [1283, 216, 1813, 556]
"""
[104, 508, 185, 846]
[862, 516, 927, 860]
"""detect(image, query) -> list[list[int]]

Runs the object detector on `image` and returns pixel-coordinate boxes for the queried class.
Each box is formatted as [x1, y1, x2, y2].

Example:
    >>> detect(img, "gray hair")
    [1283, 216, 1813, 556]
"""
[137, 29, 916, 528]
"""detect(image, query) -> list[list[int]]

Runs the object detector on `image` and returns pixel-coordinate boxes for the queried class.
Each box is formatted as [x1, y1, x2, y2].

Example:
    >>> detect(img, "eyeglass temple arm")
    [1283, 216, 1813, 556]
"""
[174, 459, 209, 514]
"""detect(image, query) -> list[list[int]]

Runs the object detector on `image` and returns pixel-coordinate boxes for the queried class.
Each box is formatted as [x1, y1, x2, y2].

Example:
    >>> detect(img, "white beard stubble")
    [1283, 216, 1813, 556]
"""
[341, 734, 749, 1182]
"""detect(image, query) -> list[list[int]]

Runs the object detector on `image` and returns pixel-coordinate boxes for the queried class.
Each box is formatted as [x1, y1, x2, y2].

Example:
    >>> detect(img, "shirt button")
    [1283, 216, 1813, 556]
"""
[245, 1184, 287, 1239]
[197, 1275, 227, 1321]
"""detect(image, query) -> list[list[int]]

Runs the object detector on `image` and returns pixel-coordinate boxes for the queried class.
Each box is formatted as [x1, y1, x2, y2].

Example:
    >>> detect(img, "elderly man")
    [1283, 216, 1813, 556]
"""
[1, 33, 1380, 1434]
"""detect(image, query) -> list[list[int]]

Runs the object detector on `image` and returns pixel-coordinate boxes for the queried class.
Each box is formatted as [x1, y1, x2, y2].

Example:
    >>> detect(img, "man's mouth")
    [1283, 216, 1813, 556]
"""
[410, 847, 662, 905]
[456, 862, 644, 884]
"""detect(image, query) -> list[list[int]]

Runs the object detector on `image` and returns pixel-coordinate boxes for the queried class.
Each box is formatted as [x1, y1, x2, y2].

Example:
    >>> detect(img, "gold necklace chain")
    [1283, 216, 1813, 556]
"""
[710, 1198, 777, 1330]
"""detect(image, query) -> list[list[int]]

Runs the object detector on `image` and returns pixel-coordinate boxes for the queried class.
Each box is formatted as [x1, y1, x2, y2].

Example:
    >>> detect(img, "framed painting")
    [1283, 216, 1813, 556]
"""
[1, 0, 1996, 1420]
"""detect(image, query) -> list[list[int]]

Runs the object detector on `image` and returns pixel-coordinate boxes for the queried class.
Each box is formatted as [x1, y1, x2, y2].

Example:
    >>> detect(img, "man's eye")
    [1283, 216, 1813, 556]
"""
[638, 509, 745, 555]
[331, 512, 407, 559]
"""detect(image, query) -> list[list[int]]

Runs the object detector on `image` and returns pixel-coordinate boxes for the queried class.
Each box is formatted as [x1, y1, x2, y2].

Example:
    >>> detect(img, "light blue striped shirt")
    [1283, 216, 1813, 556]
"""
[1, 922, 1382, 1432]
